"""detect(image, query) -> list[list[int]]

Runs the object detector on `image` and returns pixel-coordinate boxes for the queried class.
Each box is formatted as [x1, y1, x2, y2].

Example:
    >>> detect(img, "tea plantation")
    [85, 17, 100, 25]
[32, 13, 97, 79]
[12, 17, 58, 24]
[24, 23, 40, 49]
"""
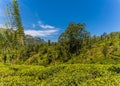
[0, 63, 120, 86]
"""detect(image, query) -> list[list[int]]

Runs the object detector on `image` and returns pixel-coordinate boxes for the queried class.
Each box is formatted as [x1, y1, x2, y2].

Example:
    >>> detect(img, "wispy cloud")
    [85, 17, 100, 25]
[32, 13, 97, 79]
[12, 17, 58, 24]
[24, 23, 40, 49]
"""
[26, 20, 59, 37]
[40, 24, 55, 29]
[38, 21, 55, 29]
[25, 29, 58, 37]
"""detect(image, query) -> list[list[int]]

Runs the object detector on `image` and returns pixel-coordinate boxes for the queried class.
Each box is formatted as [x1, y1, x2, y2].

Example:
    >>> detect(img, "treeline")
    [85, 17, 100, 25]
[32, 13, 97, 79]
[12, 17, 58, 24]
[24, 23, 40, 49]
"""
[0, 22, 120, 65]
[0, 0, 120, 65]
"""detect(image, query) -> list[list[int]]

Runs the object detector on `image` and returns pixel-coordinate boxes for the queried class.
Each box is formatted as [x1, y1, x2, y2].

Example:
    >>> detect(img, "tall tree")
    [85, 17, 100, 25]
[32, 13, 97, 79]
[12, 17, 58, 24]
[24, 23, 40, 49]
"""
[58, 22, 90, 54]
[5, 0, 25, 45]
[12, 0, 25, 45]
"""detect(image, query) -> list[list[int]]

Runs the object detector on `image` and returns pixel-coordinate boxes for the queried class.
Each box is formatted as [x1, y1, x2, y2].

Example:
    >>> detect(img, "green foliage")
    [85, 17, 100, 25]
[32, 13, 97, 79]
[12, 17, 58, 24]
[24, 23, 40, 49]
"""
[12, 0, 25, 45]
[81, 75, 120, 86]
[1, 63, 120, 85]
[59, 22, 91, 54]
[102, 44, 109, 57]
[5, 0, 25, 45]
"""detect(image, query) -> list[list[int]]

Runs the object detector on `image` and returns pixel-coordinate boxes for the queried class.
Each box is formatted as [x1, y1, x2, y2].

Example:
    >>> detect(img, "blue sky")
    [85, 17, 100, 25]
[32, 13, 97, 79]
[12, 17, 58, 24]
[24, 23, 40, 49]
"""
[0, 0, 120, 41]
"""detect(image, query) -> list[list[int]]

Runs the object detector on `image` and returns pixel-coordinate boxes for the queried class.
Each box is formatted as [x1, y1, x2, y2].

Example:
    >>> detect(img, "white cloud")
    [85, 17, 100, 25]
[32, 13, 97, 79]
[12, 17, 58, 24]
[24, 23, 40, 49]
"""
[25, 29, 58, 37]
[38, 20, 55, 29]
[26, 20, 60, 37]
[40, 24, 55, 29]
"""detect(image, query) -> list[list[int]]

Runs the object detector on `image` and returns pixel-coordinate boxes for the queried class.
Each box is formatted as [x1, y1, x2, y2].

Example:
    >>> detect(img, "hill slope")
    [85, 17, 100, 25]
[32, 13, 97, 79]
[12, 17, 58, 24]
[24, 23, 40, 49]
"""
[68, 32, 120, 64]
[23, 32, 120, 65]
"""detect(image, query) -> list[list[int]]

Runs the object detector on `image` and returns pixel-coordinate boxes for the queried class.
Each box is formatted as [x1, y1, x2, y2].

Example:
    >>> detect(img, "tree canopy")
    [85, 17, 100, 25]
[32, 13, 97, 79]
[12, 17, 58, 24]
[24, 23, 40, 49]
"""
[59, 22, 90, 54]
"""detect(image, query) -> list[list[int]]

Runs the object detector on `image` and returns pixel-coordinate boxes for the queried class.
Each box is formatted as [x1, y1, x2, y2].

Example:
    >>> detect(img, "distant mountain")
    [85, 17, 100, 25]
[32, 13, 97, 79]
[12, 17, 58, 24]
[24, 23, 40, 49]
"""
[0, 28, 46, 44]
[25, 35, 46, 44]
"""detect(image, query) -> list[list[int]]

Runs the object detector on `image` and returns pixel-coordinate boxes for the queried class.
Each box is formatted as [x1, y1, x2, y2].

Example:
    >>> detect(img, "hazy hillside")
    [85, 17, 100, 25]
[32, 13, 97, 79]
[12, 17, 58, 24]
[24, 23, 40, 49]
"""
[0, 28, 46, 45]
[25, 35, 46, 44]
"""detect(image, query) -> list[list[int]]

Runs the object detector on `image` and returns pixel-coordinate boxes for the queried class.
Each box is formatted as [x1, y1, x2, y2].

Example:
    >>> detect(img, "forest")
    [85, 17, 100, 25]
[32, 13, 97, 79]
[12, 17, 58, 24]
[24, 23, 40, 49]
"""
[0, 0, 120, 86]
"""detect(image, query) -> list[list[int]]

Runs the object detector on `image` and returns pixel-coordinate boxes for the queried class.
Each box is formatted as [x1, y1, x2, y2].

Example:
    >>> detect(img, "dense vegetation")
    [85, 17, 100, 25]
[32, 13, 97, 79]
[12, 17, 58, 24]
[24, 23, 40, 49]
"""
[1, 63, 120, 85]
[1, 25, 120, 66]
[0, 0, 120, 85]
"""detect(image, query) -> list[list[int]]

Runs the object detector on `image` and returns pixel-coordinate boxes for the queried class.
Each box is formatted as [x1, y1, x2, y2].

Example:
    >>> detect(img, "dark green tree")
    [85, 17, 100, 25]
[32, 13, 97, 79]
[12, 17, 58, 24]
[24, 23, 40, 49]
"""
[58, 22, 90, 54]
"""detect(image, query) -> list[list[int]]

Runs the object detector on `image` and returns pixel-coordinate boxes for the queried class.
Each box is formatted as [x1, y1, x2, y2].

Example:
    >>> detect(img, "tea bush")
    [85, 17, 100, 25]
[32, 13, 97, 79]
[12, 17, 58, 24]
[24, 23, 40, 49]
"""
[0, 63, 120, 86]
